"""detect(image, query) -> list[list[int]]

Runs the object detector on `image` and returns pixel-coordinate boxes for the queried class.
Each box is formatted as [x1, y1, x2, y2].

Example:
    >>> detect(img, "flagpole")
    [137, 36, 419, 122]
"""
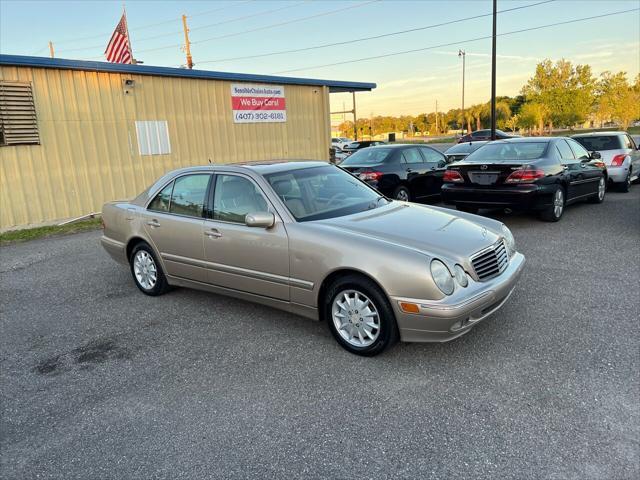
[122, 3, 135, 64]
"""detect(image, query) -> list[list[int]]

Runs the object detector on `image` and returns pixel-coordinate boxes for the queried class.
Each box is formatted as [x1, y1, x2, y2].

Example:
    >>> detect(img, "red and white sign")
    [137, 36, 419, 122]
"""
[231, 84, 286, 123]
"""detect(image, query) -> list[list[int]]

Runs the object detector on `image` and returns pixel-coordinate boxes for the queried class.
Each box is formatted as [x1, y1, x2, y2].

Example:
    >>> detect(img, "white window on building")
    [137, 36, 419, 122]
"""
[135, 120, 171, 155]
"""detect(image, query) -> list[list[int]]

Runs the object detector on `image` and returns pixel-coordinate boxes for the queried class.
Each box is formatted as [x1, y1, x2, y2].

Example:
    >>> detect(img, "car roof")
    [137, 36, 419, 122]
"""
[161, 160, 330, 177]
[572, 131, 627, 137]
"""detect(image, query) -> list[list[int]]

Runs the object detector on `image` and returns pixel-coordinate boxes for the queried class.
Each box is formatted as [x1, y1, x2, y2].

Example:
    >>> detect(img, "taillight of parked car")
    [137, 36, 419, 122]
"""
[358, 170, 383, 182]
[505, 166, 545, 184]
[593, 161, 606, 169]
[611, 154, 628, 166]
[443, 170, 464, 183]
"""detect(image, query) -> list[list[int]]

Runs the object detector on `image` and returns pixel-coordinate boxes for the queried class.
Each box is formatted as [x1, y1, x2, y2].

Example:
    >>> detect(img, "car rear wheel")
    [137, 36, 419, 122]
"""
[324, 274, 398, 356]
[456, 205, 479, 214]
[588, 177, 606, 203]
[130, 243, 169, 296]
[619, 171, 631, 192]
[540, 186, 564, 222]
[393, 185, 411, 201]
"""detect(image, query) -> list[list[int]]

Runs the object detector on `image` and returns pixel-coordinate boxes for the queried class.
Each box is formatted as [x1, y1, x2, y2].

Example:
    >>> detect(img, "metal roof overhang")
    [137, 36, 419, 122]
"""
[0, 55, 376, 93]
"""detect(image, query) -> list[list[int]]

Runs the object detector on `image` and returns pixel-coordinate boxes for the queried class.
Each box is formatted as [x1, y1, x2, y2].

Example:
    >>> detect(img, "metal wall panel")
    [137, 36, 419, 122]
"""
[0, 66, 331, 229]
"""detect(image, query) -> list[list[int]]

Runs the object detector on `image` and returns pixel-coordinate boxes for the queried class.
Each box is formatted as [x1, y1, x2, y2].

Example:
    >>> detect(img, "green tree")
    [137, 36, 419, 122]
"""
[519, 102, 548, 135]
[596, 71, 640, 130]
[522, 59, 595, 129]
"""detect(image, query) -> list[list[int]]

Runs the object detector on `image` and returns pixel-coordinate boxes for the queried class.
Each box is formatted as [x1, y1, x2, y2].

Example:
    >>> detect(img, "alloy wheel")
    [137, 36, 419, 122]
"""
[396, 189, 409, 201]
[554, 189, 564, 218]
[598, 177, 606, 200]
[133, 250, 157, 290]
[331, 289, 380, 347]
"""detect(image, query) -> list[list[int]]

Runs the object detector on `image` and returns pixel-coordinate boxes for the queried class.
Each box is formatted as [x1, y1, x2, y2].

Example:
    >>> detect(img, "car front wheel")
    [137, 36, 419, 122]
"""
[130, 242, 169, 296]
[588, 177, 606, 203]
[324, 274, 398, 356]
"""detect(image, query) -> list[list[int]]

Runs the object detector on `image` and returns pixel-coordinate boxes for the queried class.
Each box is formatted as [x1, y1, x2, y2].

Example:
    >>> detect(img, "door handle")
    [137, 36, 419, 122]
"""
[146, 220, 160, 228]
[204, 228, 222, 239]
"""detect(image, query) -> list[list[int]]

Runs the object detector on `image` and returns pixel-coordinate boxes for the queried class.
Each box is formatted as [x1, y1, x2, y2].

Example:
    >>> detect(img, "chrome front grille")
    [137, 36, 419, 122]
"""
[471, 240, 509, 281]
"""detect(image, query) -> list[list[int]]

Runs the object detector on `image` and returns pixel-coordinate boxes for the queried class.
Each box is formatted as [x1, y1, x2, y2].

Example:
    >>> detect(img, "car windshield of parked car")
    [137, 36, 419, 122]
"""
[265, 166, 385, 222]
[340, 148, 393, 165]
[464, 142, 547, 162]
[573, 136, 623, 151]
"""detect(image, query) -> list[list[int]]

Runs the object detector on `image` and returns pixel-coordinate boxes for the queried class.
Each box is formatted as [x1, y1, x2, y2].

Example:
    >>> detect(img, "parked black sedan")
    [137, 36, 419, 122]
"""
[444, 141, 489, 163]
[341, 140, 387, 154]
[441, 137, 607, 221]
[340, 144, 448, 201]
[457, 129, 517, 143]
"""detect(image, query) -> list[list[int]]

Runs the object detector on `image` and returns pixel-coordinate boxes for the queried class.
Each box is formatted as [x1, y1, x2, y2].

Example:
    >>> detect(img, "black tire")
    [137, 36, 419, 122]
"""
[539, 185, 565, 222]
[588, 176, 606, 203]
[392, 185, 411, 201]
[129, 242, 169, 296]
[324, 274, 398, 356]
[456, 205, 479, 214]
[618, 171, 631, 193]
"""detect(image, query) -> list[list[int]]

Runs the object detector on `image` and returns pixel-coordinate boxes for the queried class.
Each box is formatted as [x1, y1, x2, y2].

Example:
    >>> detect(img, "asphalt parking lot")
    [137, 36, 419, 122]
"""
[1, 186, 638, 479]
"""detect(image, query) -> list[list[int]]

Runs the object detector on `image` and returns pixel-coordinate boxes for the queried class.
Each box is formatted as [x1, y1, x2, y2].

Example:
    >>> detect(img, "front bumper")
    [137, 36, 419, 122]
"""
[391, 252, 525, 342]
[441, 184, 554, 210]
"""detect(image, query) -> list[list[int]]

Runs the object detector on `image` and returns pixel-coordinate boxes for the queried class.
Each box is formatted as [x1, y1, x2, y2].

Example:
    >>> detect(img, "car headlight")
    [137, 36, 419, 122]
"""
[501, 224, 516, 257]
[430, 259, 454, 295]
[453, 264, 468, 287]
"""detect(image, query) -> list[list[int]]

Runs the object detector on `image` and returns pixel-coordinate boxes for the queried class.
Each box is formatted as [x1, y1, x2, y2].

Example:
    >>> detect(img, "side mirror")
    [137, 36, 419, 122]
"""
[245, 212, 275, 228]
[589, 151, 601, 159]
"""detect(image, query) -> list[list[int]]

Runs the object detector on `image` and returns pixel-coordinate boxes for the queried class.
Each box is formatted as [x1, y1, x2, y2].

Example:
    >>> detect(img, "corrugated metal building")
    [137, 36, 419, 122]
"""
[0, 55, 374, 230]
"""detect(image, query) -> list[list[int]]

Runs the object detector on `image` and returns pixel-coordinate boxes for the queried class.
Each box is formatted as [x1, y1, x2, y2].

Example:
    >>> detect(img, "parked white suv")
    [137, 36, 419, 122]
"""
[572, 132, 640, 192]
[331, 137, 353, 151]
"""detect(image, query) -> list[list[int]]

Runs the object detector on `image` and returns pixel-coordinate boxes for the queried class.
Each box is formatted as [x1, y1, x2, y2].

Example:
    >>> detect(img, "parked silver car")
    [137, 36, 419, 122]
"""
[572, 132, 640, 192]
[101, 161, 525, 356]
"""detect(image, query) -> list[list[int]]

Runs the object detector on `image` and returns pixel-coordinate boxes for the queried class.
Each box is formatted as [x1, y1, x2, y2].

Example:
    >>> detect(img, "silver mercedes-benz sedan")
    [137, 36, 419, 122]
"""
[101, 161, 525, 356]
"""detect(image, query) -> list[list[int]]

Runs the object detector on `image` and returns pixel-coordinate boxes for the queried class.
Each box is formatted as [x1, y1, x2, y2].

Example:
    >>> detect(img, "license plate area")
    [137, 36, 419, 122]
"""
[469, 171, 500, 185]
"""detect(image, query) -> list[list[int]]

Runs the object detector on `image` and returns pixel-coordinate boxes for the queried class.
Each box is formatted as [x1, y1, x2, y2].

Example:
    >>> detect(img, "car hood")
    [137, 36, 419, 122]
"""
[313, 202, 501, 260]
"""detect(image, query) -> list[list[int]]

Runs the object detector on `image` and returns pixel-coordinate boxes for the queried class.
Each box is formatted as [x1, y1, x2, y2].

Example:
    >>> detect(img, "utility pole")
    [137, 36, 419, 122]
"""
[435, 100, 438, 133]
[458, 49, 466, 134]
[352, 91, 357, 140]
[490, 0, 497, 140]
[48, 41, 55, 58]
[182, 14, 194, 69]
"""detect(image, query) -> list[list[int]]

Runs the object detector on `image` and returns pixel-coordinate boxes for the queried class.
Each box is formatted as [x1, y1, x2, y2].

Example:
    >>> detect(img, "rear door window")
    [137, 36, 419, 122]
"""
[169, 174, 211, 217]
[556, 140, 575, 161]
[401, 148, 423, 164]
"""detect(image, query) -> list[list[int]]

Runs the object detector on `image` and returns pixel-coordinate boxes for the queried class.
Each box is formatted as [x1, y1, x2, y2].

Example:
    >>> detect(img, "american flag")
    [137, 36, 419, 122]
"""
[104, 14, 132, 64]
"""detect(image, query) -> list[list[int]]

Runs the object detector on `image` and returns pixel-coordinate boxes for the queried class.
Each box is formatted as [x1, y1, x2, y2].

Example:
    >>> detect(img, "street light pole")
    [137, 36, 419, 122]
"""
[490, 0, 497, 140]
[458, 49, 465, 134]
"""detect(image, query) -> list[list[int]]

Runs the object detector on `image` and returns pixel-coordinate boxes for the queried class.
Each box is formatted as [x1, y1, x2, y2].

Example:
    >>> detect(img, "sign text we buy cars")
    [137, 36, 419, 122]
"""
[231, 84, 286, 123]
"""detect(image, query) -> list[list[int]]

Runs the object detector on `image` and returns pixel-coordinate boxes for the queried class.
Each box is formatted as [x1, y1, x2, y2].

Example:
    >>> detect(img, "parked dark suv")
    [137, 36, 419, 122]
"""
[340, 144, 447, 201]
[458, 129, 516, 143]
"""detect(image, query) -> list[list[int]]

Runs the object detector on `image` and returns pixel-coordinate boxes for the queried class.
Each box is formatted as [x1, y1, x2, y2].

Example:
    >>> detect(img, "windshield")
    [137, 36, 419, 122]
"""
[465, 142, 547, 162]
[341, 148, 393, 165]
[573, 136, 623, 151]
[265, 165, 386, 222]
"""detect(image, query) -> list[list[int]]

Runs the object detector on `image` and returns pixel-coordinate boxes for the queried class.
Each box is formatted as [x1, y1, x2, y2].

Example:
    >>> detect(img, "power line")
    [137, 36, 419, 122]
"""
[55, 0, 258, 52]
[272, 8, 639, 74]
[131, 0, 380, 55]
[196, 0, 554, 65]
[191, 0, 380, 45]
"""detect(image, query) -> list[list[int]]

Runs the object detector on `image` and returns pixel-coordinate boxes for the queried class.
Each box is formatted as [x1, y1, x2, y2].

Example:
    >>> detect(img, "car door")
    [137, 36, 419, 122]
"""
[624, 134, 640, 179]
[567, 138, 602, 196]
[203, 173, 290, 301]
[400, 147, 428, 199]
[419, 146, 448, 197]
[142, 173, 212, 283]
[555, 139, 584, 200]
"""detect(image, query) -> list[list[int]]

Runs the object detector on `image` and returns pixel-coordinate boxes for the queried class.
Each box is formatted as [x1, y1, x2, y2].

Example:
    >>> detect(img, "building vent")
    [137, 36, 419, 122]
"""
[0, 81, 40, 146]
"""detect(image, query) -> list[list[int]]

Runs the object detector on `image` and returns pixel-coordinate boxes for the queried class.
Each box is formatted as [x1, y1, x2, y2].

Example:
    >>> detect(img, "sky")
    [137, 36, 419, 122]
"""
[1, 0, 639, 119]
